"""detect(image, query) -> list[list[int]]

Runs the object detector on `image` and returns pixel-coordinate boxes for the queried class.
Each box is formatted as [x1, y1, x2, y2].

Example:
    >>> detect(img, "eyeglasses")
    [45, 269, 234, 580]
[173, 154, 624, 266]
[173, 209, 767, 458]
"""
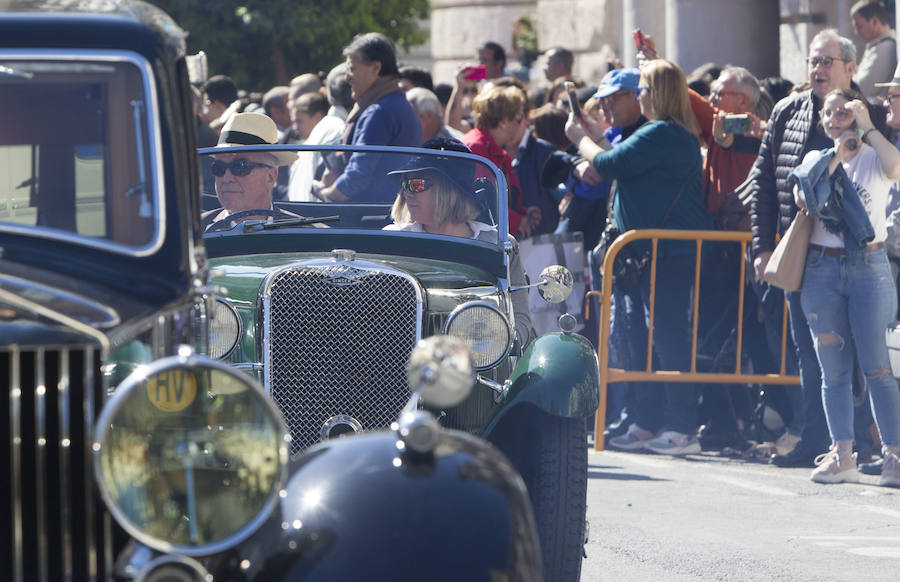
[210, 158, 274, 177]
[885, 93, 900, 104]
[601, 90, 634, 106]
[461, 87, 479, 96]
[710, 90, 744, 101]
[400, 177, 433, 194]
[807, 56, 850, 69]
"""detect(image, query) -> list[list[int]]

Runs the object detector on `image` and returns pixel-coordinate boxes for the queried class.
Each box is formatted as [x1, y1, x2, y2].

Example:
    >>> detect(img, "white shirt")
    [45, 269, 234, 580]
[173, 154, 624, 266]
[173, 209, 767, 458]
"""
[287, 115, 345, 202]
[384, 220, 496, 241]
[808, 144, 893, 247]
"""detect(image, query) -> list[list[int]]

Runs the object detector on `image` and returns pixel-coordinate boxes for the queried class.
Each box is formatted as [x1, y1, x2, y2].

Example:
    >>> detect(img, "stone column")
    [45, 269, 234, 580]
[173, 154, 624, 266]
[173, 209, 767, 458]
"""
[778, 0, 855, 85]
[664, 0, 780, 78]
[622, 0, 667, 68]
[536, 0, 620, 84]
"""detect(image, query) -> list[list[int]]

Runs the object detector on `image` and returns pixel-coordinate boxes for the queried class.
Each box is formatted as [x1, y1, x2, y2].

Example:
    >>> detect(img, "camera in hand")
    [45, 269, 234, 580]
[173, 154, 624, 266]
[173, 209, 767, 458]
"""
[722, 114, 751, 134]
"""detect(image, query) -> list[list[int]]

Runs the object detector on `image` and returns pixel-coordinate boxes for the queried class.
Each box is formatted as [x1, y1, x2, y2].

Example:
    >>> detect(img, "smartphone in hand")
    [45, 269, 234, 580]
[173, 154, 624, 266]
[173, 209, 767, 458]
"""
[633, 28, 646, 51]
[564, 81, 583, 120]
[463, 65, 486, 81]
[722, 114, 751, 134]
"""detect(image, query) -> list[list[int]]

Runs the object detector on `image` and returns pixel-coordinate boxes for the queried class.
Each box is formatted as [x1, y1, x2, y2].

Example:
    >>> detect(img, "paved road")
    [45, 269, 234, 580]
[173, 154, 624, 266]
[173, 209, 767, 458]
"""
[581, 447, 900, 581]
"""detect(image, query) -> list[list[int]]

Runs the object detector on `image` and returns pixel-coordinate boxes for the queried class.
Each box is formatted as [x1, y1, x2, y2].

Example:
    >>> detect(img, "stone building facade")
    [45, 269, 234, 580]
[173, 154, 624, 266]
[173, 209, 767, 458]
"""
[426, 0, 897, 89]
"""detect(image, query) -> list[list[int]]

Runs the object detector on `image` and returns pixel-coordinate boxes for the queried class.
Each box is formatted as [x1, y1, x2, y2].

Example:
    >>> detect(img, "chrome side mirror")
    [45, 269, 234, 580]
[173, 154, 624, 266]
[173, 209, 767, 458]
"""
[537, 265, 574, 303]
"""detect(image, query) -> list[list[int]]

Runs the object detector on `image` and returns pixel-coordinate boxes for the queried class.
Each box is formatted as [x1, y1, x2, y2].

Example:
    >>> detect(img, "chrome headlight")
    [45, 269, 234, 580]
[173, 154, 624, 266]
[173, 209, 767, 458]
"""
[208, 298, 241, 359]
[93, 355, 289, 556]
[443, 301, 512, 370]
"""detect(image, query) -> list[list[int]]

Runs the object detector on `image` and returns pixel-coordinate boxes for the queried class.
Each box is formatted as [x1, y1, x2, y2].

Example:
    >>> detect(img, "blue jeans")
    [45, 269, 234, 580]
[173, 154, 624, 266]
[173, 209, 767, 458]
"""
[800, 247, 900, 446]
[786, 290, 830, 450]
[628, 254, 699, 435]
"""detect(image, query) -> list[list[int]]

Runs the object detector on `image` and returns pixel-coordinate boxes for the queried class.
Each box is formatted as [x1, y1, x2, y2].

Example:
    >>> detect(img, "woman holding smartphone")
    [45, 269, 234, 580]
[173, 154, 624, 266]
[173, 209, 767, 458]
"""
[794, 88, 900, 486]
[565, 59, 712, 455]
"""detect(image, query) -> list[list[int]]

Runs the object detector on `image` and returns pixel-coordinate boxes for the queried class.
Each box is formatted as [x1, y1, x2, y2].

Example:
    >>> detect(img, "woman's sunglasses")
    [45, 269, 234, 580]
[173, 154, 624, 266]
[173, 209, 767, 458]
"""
[210, 158, 273, 177]
[400, 177, 433, 193]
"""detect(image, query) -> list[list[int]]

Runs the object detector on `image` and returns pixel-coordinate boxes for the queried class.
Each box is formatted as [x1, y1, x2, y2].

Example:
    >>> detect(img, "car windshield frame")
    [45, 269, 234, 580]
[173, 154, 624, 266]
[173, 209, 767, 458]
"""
[199, 143, 509, 240]
[199, 143, 512, 274]
[0, 48, 166, 257]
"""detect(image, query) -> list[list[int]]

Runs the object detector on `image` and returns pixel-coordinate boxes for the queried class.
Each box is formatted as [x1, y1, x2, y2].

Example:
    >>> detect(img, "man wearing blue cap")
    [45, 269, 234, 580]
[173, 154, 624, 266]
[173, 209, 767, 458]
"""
[593, 68, 645, 146]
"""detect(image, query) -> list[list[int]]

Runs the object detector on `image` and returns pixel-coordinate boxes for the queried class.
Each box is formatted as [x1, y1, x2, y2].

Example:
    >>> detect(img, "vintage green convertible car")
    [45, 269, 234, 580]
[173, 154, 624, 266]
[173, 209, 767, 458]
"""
[200, 143, 601, 581]
[1, 2, 545, 581]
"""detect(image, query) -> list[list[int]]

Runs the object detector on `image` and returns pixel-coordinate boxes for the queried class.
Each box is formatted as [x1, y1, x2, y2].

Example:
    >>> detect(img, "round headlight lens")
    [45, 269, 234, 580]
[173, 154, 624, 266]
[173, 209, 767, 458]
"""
[443, 302, 512, 369]
[93, 356, 288, 555]
[208, 298, 241, 359]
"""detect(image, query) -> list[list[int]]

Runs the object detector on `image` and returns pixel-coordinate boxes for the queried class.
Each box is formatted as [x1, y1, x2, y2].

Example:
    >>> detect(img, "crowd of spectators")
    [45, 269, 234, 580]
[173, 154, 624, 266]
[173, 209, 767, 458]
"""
[196, 0, 900, 487]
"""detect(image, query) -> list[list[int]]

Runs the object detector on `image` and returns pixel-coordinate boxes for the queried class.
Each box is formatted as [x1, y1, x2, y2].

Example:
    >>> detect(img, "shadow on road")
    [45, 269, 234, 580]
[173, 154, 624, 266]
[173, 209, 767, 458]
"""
[587, 469, 669, 481]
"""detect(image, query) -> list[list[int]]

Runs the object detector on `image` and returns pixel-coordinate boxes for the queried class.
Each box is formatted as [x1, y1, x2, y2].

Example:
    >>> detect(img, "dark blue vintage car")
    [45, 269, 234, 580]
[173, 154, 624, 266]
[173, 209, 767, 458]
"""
[0, 2, 547, 581]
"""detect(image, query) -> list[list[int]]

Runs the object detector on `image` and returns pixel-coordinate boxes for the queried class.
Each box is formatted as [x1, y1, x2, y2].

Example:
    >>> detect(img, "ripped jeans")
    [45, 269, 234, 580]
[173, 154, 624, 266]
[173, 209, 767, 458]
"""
[800, 246, 900, 446]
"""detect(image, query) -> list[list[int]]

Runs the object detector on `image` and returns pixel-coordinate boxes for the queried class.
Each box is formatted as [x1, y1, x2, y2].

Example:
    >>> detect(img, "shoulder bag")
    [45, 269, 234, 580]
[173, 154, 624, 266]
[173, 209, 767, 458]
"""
[763, 209, 812, 292]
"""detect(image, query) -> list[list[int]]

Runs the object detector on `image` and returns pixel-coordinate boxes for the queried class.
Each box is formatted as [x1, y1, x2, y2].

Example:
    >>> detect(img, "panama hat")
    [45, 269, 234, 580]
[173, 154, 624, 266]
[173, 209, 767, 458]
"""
[215, 112, 298, 166]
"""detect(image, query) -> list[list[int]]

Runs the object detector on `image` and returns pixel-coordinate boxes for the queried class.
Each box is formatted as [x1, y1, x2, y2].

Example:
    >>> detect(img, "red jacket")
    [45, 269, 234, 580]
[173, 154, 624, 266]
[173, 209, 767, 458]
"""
[462, 127, 526, 234]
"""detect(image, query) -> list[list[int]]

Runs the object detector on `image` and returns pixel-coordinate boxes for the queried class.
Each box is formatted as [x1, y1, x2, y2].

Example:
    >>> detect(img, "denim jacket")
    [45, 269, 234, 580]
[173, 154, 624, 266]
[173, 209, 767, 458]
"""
[788, 148, 874, 248]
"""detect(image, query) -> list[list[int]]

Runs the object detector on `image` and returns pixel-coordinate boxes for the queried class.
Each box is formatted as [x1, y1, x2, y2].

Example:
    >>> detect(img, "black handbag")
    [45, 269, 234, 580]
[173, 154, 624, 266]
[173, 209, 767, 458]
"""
[594, 223, 648, 292]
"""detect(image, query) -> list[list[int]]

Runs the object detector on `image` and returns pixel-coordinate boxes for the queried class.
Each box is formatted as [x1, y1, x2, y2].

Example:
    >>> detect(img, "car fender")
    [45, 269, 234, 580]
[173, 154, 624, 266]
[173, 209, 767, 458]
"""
[228, 430, 541, 582]
[483, 332, 599, 436]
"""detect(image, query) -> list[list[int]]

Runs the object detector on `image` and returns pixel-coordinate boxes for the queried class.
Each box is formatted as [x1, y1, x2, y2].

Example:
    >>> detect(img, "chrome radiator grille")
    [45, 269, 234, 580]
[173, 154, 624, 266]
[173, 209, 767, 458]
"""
[265, 263, 421, 457]
[2, 345, 112, 582]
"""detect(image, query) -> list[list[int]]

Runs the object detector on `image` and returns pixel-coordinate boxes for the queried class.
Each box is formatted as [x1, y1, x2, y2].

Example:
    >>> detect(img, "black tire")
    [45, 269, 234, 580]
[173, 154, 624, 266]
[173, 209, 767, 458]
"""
[491, 407, 588, 582]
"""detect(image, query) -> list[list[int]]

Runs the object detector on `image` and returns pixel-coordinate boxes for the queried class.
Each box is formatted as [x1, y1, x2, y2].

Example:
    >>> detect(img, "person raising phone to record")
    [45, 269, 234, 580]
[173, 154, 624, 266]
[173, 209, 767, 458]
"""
[789, 87, 900, 487]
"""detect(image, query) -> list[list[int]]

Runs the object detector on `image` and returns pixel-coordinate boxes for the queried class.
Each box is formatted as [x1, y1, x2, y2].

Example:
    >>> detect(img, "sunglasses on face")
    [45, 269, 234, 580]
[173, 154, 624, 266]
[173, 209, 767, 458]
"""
[210, 158, 273, 177]
[400, 177, 433, 193]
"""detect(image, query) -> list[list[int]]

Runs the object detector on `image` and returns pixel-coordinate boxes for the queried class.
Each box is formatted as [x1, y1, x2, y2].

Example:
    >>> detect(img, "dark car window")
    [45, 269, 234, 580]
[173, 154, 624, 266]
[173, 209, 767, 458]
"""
[0, 54, 160, 251]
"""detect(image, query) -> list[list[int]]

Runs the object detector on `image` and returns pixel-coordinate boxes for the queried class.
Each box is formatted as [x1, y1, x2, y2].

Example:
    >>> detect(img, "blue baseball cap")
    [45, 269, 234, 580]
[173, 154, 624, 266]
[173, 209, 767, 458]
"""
[593, 68, 641, 99]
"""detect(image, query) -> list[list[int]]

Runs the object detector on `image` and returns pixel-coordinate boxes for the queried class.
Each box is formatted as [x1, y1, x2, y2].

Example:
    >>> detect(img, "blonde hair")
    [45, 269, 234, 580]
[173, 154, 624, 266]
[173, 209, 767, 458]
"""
[472, 85, 526, 130]
[390, 172, 479, 227]
[641, 59, 699, 137]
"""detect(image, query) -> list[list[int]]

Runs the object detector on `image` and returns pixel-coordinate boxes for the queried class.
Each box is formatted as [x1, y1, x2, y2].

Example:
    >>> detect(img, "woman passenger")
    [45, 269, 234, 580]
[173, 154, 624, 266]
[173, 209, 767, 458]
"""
[385, 137, 535, 347]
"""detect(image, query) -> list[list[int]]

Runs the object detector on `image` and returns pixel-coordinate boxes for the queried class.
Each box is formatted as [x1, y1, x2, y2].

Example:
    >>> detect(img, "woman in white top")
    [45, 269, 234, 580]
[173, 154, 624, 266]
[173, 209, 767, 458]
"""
[796, 88, 900, 486]
[385, 137, 534, 346]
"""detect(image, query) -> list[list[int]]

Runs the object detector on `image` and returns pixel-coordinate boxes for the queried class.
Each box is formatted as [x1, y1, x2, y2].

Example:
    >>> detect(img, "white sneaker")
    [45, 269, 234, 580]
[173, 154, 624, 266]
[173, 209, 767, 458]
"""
[645, 431, 701, 456]
[879, 450, 900, 488]
[608, 424, 654, 451]
[810, 446, 859, 484]
[774, 431, 801, 456]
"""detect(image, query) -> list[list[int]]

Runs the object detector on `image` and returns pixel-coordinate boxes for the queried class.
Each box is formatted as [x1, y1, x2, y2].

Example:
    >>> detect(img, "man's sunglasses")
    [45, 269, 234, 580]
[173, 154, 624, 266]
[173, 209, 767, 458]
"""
[400, 177, 433, 193]
[210, 158, 273, 177]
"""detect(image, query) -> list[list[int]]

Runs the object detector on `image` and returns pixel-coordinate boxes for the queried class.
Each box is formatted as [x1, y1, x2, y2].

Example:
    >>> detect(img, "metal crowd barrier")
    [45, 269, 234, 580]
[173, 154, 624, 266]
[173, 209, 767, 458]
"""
[584, 229, 801, 451]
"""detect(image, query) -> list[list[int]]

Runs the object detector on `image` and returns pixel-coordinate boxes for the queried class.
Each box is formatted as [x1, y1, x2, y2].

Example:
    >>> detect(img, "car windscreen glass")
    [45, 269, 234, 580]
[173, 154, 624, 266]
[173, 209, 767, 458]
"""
[0, 54, 160, 252]
[197, 145, 507, 245]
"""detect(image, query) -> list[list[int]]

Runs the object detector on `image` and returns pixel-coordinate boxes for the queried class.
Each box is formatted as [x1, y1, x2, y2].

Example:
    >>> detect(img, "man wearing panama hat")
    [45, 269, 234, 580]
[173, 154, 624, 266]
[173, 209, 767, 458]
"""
[202, 112, 298, 230]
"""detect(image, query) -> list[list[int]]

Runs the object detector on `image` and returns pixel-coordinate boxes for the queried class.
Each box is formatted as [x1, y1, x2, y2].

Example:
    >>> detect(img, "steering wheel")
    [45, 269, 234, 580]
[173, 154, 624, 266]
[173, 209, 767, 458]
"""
[205, 208, 296, 232]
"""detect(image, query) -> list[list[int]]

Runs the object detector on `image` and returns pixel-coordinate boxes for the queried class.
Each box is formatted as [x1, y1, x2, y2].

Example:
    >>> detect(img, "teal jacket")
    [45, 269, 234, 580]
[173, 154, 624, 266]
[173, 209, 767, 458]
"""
[592, 120, 712, 255]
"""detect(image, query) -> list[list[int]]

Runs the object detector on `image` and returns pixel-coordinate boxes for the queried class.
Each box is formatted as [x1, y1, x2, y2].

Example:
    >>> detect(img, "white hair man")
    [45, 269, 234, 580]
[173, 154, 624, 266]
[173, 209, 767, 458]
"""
[406, 87, 462, 143]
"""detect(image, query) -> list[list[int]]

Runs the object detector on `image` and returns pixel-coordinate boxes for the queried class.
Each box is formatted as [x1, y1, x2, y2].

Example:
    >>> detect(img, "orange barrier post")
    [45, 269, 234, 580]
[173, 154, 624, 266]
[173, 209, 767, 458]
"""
[588, 229, 800, 451]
